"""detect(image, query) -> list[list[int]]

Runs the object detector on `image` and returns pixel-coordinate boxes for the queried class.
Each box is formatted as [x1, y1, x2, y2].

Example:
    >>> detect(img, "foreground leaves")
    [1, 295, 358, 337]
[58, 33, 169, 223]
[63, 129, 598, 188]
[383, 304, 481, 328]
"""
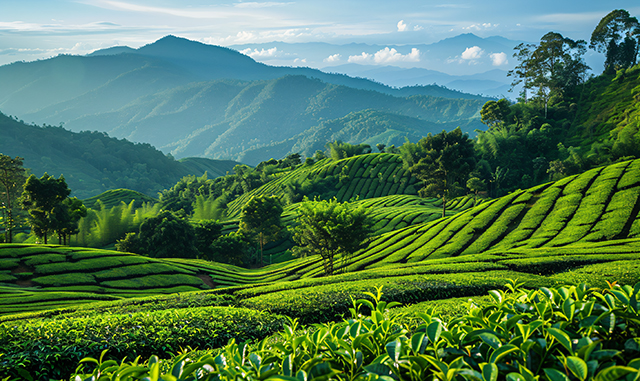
[66, 281, 640, 381]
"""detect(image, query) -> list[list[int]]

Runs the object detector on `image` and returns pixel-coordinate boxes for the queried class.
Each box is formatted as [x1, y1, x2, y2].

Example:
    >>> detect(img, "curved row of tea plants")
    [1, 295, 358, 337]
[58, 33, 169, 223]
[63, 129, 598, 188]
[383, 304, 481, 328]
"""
[62, 281, 640, 381]
[225, 153, 420, 217]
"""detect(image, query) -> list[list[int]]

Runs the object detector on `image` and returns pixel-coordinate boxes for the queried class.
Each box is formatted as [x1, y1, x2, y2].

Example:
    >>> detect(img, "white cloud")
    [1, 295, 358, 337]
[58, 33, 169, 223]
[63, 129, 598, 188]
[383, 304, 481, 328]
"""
[490, 52, 508, 66]
[294, 58, 307, 63]
[397, 20, 407, 32]
[461, 46, 483, 60]
[324, 53, 341, 63]
[414, 25, 424, 31]
[374, 47, 420, 63]
[234, 2, 292, 8]
[463, 23, 498, 31]
[348, 47, 420, 65]
[240, 47, 279, 58]
[348, 52, 373, 64]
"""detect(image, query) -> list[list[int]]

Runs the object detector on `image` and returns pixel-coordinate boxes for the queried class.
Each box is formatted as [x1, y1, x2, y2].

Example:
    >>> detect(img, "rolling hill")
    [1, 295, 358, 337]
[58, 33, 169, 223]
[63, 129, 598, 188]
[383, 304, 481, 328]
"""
[3, 156, 640, 315]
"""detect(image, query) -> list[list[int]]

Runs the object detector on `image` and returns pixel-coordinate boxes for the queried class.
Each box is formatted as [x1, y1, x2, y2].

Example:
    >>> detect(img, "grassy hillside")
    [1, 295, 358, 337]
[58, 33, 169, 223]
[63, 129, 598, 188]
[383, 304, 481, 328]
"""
[224, 153, 420, 217]
[3, 158, 640, 379]
[3, 158, 640, 315]
[82, 189, 158, 209]
[0, 113, 241, 198]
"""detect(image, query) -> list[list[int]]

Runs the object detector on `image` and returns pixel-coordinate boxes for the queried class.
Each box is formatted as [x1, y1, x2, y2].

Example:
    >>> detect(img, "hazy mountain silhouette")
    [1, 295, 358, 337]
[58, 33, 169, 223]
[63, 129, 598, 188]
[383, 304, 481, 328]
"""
[0, 35, 488, 165]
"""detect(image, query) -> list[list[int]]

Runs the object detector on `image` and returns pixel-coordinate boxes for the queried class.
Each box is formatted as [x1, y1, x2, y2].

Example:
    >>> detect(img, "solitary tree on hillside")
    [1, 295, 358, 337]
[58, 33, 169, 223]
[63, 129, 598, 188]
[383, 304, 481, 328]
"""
[239, 195, 283, 266]
[590, 9, 640, 72]
[292, 197, 372, 276]
[20, 173, 71, 244]
[0, 154, 26, 243]
[401, 128, 476, 218]
[508, 32, 589, 116]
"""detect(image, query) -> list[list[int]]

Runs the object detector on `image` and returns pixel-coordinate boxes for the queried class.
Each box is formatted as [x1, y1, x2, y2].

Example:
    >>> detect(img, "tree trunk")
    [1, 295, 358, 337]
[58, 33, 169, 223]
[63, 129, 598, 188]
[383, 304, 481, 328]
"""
[441, 195, 447, 218]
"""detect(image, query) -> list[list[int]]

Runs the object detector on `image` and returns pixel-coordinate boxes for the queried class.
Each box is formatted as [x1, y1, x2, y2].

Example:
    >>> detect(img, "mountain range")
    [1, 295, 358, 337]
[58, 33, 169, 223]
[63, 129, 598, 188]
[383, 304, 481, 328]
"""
[0, 35, 488, 165]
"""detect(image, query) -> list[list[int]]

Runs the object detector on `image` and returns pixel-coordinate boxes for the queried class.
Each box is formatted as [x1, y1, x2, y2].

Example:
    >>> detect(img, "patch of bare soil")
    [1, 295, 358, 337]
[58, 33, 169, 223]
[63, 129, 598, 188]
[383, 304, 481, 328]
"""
[197, 274, 216, 288]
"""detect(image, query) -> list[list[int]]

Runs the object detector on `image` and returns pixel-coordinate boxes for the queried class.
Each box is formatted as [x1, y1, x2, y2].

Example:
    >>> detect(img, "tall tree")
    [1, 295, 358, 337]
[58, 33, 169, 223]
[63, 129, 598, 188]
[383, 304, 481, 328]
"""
[590, 9, 640, 72]
[0, 154, 26, 243]
[20, 173, 71, 244]
[53, 197, 87, 245]
[401, 128, 476, 218]
[509, 32, 589, 116]
[292, 198, 372, 276]
[239, 195, 283, 266]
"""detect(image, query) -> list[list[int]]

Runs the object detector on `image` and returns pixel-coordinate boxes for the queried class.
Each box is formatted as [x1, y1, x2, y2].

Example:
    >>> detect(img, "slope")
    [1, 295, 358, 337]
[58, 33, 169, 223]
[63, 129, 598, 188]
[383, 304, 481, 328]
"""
[61, 75, 484, 164]
[0, 112, 241, 198]
[3, 158, 640, 315]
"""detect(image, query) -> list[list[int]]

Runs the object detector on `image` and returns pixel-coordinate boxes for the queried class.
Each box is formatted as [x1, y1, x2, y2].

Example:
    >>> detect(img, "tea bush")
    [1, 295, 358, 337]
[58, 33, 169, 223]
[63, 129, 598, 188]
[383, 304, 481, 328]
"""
[66, 281, 640, 381]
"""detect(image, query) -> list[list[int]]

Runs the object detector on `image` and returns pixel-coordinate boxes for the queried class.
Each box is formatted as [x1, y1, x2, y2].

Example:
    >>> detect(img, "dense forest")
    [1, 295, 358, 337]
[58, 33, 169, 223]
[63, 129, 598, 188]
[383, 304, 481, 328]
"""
[0, 112, 238, 198]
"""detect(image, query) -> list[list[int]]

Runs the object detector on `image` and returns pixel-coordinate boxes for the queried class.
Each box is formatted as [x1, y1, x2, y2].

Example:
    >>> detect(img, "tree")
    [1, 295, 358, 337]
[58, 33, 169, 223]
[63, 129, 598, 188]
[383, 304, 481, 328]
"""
[239, 195, 283, 266]
[401, 128, 476, 218]
[53, 197, 87, 245]
[509, 32, 589, 116]
[0, 154, 26, 243]
[292, 198, 372, 276]
[20, 173, 71, 244]
[326, 141, 372, 160]
[480, 99, 511, 128]
[116, 210, 199, 258]
[194, 219, 223, 258]
[208, 232, 251, 266]
[466, 177, 486, 206]
[590, 9, 640, 72]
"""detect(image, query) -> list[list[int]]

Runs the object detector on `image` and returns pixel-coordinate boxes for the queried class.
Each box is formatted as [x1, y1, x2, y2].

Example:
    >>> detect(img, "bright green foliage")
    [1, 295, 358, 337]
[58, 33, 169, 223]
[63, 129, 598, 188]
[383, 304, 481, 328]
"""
[1, 306, 285, 380]
[72, 200, 160, 248]
[62, 282, 640, 381]
[0, 154, 26, 243]
[239, 195, 283, 266]
[401, 127, 476, 217]
[82, 189, 157, 210]
[19, 173, 71, 244]
[225, 153, 420, 218]
[292, 198, 372, 276]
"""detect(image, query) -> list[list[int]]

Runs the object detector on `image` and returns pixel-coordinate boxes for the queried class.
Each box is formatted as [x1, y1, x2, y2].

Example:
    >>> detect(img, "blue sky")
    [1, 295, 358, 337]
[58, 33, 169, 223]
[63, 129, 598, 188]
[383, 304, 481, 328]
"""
[1, 0, 639, 70]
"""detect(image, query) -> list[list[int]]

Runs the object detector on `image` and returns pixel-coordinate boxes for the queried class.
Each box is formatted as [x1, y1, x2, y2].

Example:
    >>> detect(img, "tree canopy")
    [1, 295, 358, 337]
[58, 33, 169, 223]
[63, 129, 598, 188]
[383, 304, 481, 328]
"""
[20, 173, 72, 244]
[0, 154, 26, 243]
[292, 198, 372, 276]
[590, 9, 639, 72]
[509, 32, 589, 116]
[401, 128, 476, 217]
[239, 195, 283, 266]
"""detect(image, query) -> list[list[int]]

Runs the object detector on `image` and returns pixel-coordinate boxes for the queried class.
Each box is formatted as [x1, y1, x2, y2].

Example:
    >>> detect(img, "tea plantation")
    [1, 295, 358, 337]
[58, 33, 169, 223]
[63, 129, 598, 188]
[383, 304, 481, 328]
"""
[2, 158, 640, 379]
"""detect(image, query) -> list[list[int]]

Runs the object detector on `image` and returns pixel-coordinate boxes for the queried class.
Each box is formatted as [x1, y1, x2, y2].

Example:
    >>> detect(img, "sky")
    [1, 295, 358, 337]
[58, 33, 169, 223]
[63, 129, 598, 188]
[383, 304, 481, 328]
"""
[1, 0, 639, 70]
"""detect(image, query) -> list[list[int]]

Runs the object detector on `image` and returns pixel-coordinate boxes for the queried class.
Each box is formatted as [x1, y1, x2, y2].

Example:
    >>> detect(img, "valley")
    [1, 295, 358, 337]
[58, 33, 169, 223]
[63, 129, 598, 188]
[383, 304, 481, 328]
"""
[2, 8, 640, 379]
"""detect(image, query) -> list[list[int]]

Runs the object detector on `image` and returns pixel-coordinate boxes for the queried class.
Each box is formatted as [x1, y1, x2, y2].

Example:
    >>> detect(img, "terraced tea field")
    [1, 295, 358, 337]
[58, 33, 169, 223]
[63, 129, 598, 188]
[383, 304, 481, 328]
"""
[82, 189, 158, 209]
[225, 154, 420, 217]
[3, 159, 640, 315]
